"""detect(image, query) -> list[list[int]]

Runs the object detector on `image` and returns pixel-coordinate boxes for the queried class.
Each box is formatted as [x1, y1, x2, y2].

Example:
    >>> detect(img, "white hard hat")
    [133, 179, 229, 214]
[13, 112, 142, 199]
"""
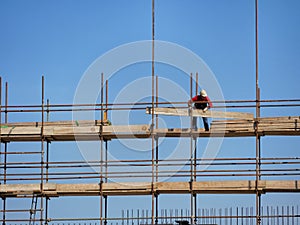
[200, 89, 207, 97]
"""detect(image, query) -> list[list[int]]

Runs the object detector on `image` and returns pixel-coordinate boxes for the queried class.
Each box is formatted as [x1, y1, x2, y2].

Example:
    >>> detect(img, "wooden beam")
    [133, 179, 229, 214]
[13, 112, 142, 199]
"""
[0, 124, 151, 142]
[146, 107, 254, 119]
[211, 116, 300, 136]
[1, 180, 299, 197]
[0, 116, 299, 142]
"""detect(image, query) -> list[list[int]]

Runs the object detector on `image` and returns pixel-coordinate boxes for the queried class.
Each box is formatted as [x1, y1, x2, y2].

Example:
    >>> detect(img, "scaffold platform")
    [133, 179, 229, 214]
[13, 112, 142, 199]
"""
[1, 180, 299, 198]
[0, 116, 299, 142]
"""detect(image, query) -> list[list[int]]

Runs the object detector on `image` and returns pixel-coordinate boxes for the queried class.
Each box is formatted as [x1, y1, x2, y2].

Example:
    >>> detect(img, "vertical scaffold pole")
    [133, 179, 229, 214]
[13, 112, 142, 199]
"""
[3, 81, 8, 225]
[193, 73, 199, 225]
[46, 99, 50, 183]
[104, 79, 108, 225]
[155, 75, 159, 224]
[2, 81, 8, 225]
[5, 82, 7, 123]
[155, 75, 159, 182]
[151, 0, 156, 224]
[40, 76, 45, 225]
[0, 78, 2, 160]
[255, 0, 261, 225]
[190, 72, 193, 184]
[195, 72, 199, 96]
[0, 77, 3, 225]
[105, 79, 109, 183]
[189, 73, 195, 225]
[194, 74, 198, 180]
[45, 99, 50, 225]
[0, 77, 1, 132]
[101, 73, 104, 180]
[100, 73, 104, 225]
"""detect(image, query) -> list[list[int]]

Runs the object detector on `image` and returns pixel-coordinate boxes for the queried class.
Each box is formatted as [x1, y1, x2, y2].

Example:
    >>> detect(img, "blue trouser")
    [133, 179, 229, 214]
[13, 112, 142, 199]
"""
[193, 116, 209, 131]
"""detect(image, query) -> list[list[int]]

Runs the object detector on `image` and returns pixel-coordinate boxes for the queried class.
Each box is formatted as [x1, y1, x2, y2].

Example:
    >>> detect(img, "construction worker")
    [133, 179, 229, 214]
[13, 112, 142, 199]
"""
[188, 89, 213, 131]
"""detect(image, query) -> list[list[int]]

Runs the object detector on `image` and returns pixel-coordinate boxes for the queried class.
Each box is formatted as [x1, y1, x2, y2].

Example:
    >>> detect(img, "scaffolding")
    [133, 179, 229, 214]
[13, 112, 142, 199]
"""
[0, 1, 299, 225]
[0, 74, 299, 225]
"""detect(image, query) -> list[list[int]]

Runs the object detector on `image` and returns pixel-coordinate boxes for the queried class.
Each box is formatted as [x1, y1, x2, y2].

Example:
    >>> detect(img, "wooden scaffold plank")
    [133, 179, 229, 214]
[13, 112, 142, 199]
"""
[146, 107, 254, 120]
[1, 180, 299, 197]
[0, 116, 299, 142]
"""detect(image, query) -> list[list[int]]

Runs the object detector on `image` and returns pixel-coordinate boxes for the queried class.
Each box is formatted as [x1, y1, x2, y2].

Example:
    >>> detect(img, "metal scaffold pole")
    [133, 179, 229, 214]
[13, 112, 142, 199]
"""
[45, 98, 50, 225]
[105, 80, 109, 184]
[3, 81, 8, 225]
[0, 78, 2, 153]
[155, 76, 159, 184]
[189, 72, 196, 225]
[255, 0, 261, 225]
[155, 75, 159, 225]
[104, 79, 108, 225]
[0, 77, 3, 225]
[193, 72, 199, 225]
[100, 72, 104, 225]
[40, 76, 45, 225]
[151, 0, 156, 224]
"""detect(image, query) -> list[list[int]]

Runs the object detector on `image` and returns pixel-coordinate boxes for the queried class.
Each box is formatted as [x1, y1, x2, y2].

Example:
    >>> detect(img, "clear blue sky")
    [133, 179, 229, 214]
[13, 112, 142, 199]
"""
[0, 0, 299, 223]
